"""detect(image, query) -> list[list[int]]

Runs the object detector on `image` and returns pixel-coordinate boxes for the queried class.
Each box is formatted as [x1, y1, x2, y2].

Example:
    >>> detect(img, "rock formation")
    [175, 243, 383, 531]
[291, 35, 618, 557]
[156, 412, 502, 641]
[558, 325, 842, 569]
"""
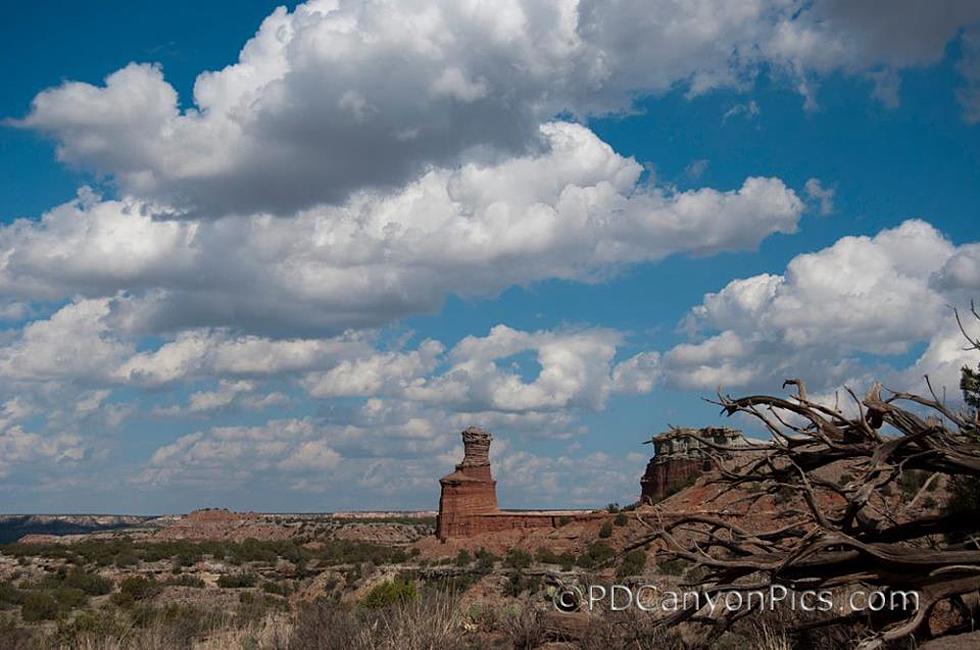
[640, 427, 745, 504]
[436, 427, 499, 538]
[436, 426, 600, 540]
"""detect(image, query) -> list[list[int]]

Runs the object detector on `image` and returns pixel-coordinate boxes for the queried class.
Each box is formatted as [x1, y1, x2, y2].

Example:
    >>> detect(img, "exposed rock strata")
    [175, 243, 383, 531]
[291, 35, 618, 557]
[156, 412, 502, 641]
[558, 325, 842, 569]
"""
[436, 427, 600, 539]
[640, 427, 746, 504]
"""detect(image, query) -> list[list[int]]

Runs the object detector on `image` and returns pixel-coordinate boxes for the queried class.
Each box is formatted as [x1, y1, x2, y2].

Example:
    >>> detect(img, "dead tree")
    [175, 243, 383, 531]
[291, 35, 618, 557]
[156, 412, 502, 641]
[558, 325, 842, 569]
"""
[636, 306, 980, 649]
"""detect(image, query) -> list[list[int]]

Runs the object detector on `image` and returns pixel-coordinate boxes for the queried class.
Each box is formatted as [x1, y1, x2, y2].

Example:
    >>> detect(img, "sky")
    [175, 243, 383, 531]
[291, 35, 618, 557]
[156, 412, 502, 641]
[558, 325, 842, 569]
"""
[0, 0, 979, 515]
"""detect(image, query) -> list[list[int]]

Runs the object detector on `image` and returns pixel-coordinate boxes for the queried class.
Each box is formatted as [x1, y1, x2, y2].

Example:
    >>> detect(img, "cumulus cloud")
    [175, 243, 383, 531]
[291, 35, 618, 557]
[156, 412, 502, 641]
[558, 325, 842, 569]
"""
[804, 178, 835, 215]
[0, 124, 804, 336]
[400, 325, 660, 412]
[0, 426, 87, 478]
[300, 324, 662, 414]
[0, 298, 133, 382]
[666, 219, 979, 396]
[13, 1, 980, 216]
[115, 329, 371, 386]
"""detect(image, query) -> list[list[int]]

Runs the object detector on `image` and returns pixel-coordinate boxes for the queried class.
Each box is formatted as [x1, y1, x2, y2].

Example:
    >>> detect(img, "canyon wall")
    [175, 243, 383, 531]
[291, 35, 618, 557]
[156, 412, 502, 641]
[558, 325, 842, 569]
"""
[640, 427, 746, 504]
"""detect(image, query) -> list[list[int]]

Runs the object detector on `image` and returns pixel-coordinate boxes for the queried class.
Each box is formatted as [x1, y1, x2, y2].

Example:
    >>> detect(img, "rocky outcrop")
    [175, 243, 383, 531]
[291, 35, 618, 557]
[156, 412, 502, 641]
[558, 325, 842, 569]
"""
[153, 508, 292, 542]
[640, 427, 746, 504]
[436, 427, 601, 540]
[436, 427, 499, 539]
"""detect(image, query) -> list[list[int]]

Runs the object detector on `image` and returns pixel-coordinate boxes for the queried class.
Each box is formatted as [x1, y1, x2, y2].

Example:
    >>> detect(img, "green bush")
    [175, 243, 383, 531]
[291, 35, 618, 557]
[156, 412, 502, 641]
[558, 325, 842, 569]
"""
[598, 522, 613, 538]
[113, 552, 139, 567]
[165, 574, 206, 588]
[111, 576, 160, 607]
[64, 568, 112, 595]
[613, 513, 628, 527]
[503, 571, 541, 597]
[21, 591, 59, 622]
[217, 572, 257, 589]
[558, 553, 575, 572]
[454, 549, 471, 566]
[361, 578, 417, 609]
[0, 581, 23, 609]
[576, 542, 614, 569]
[57, 608, 127, 641]
[50, 587, 88, 610]
[474, 548, 497, 573]
[606, 503, 620, 513]
[504, 549, 532, 570]
[534, 547, 560, 564]
[616, 550, 647, 578]
[262, 580, 290, 596]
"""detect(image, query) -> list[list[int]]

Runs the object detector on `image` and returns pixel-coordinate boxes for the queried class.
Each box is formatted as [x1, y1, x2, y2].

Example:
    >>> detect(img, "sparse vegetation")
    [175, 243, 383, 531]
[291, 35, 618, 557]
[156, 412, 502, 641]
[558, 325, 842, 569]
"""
[361, 578, 417, 609]
[218, 572, 258, 589]
[616, 549, 647, 577]
[576, 541, 614, 569]
[598, 521, 613, 538]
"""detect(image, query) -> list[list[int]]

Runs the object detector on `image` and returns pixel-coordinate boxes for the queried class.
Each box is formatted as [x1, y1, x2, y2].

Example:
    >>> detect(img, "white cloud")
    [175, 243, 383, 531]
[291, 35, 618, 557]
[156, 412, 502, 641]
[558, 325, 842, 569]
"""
[0, 426, 87, 478]
[0, 299, 132, 382]
[399, 325, 660, 413]
[667, 219, 979, 397]
[0, 124, 804, 336]
[13, 1, 979, 218]
[115, 329, 370, 386]
[302, 341, 443, 398]
[804, 178, 835, 215]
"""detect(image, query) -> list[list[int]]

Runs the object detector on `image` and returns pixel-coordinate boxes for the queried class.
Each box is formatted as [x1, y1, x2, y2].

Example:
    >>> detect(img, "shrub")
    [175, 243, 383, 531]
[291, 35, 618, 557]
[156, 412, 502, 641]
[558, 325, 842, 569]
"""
[454, 549, 471, 566]
[617, 550, 647, 578]
[606, 503, 620, 513]
[503, 571, 542, 597]
[111, 576, 160, 607]
[613, 513, 628, 527]
[504, 549, 532, 570]
[50, 587, 88, 610]
[598, 522, 613, 539]
[113, 552, 139, 567]
[165, 574, 206, 588]
[64, 568, 112, 595]
[577, 542, 614, 569]
[217, 572, 257, 588]
[57, 608, 127, 642]
[535, 547, 560, 564]
[362, 578, 417, 609]
[558, 516, 571, 526]
[558, 553, 575, 572]
[292, 590, 458, 650]
[21, 591, 59, 622]
[0, 582, 23, 609]
[262, 580, 289, 596]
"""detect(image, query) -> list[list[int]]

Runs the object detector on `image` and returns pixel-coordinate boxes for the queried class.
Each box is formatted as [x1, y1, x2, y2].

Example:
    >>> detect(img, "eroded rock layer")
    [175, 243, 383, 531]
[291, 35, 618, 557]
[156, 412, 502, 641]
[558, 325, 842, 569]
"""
[640, 427, 746, 504]
[436, 426, 601, 539]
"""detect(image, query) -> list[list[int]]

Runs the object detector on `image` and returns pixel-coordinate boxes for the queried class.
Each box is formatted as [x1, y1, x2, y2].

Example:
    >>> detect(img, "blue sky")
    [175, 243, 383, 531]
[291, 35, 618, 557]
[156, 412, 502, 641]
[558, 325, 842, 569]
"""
[1, 1, 979, 514]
